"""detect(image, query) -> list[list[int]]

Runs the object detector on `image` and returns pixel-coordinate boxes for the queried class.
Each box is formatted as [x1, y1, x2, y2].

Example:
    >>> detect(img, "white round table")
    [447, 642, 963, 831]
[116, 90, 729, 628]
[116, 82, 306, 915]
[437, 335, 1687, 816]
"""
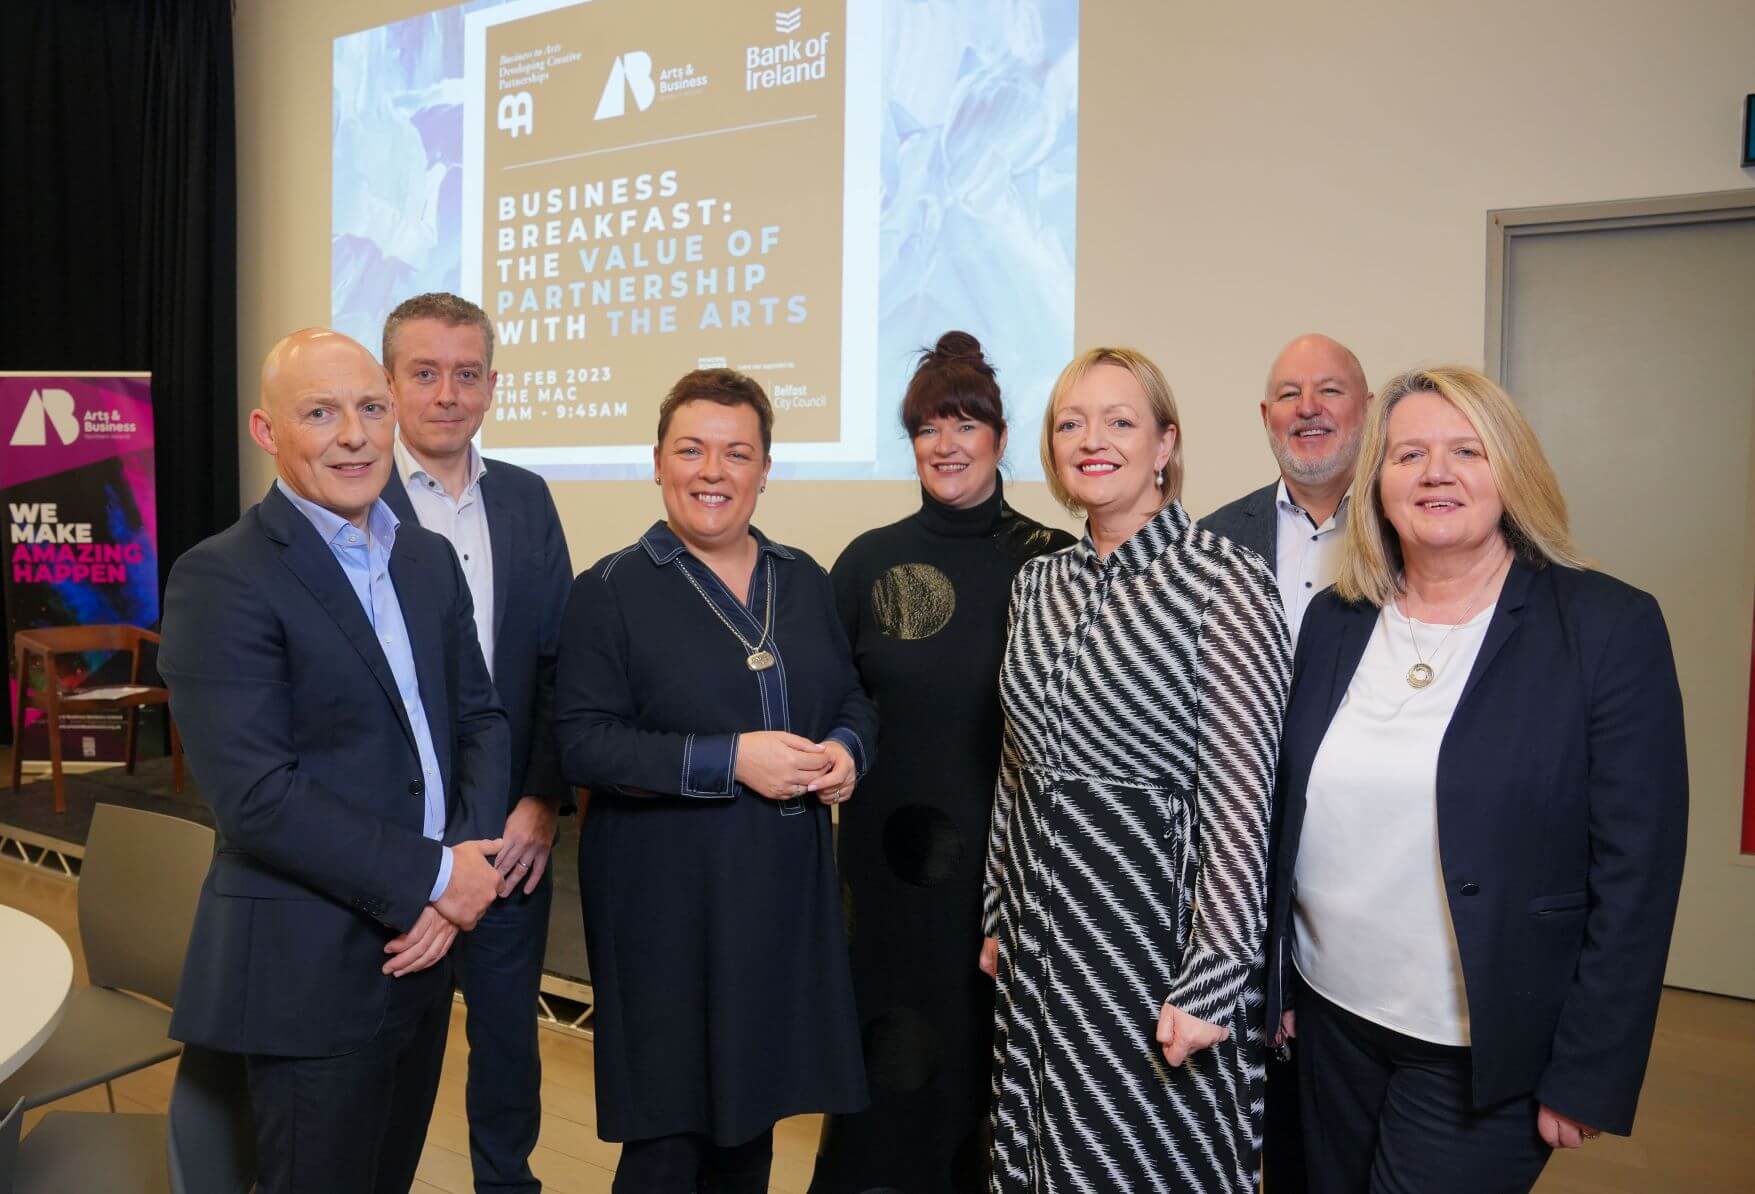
[0, 904, 74, 1086]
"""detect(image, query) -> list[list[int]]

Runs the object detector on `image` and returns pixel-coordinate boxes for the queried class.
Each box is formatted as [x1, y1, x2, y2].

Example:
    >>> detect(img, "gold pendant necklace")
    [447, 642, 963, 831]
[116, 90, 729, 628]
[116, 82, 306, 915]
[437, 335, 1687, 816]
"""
[678, 555, 777, 671]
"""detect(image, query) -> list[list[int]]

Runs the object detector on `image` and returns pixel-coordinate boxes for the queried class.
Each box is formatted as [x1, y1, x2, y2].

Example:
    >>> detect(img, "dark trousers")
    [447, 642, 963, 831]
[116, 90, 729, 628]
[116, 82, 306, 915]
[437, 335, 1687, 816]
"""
[456, 871, 554, 1192]
[245, 961, 453, 1194]
[613, 1128, 774, 1194]
[1264, 1047, 1307, 1192]
[1295, 980, 1551, 1194]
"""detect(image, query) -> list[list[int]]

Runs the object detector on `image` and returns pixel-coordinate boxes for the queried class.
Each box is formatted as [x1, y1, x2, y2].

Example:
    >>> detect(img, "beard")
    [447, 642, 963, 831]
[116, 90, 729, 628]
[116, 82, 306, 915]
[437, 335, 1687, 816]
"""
[1270, 424, 1362, 489]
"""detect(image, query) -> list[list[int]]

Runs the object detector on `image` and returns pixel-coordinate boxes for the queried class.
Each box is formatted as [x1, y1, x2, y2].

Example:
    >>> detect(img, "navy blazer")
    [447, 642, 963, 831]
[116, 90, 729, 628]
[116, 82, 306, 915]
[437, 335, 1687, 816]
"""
[383, 458, 573, 817]
[161, 482, 509, 1057]
[1266, 559, 1686, 1135]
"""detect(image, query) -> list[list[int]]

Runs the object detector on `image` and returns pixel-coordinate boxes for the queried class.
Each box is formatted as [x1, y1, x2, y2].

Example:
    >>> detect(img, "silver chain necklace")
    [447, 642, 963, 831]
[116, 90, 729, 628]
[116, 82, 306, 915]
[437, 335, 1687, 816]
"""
[676, 555, 777, 671]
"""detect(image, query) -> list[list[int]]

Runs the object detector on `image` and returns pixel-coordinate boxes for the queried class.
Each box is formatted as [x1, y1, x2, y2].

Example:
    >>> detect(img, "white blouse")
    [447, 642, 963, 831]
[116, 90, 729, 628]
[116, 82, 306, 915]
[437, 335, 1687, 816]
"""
[1292, 600, 1495, 1046]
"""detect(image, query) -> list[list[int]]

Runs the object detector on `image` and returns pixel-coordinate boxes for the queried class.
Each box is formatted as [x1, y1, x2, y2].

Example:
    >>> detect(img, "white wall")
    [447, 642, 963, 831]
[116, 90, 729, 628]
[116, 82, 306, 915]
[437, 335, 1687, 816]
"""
[1075, 0, 1755, 516]
[235, 0, 1755, 563]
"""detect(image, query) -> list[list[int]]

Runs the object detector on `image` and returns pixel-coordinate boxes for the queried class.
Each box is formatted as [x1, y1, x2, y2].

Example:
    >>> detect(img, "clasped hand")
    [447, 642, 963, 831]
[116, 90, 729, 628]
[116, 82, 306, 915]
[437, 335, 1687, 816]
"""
[735, 731, 857, 804]
[1156, 1000, 1231, 1067]
[383, 835, 503, 977]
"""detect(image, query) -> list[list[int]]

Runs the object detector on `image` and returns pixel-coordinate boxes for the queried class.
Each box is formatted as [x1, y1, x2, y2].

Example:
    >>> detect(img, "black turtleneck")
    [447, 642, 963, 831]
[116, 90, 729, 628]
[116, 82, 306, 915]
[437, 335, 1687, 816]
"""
[912, 476, 1006, 536]
[814, 479, 1073, 1194]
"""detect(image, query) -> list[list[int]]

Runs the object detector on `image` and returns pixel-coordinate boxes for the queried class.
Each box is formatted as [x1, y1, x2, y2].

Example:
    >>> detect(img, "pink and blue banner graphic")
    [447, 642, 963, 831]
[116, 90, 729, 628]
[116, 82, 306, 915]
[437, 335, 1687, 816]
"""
[0, 373, 158, 767]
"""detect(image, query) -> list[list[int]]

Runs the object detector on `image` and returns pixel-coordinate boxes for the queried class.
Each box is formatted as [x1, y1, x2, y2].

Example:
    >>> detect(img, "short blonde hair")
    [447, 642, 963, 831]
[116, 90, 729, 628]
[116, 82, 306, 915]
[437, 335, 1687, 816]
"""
[1336, 365, 1586, 606]
[1039, 347, 1184, 514]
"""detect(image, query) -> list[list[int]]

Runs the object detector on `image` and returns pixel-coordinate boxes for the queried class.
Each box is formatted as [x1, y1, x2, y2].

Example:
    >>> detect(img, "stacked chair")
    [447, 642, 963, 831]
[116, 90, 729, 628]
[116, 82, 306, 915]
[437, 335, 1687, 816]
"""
[0, 803, 252, 1191]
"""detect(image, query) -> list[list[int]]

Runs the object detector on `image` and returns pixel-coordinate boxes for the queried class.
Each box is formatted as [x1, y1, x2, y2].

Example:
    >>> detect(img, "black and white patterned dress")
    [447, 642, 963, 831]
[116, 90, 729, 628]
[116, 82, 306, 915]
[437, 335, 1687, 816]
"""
[982, 501, 1290, 1193]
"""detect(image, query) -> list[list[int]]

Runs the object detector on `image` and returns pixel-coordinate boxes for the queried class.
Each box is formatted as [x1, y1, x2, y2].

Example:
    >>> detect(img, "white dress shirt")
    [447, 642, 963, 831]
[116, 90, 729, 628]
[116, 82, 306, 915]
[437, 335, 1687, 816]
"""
[395, 441, 496, 677]
[1292, 600, 1495, 1045]
[1274, 481, 1349, 646]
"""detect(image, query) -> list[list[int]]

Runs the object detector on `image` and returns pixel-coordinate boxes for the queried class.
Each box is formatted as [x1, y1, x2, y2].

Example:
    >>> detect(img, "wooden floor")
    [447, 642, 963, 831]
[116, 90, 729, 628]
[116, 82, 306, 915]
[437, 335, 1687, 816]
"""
[4, 852, 1752, 1193]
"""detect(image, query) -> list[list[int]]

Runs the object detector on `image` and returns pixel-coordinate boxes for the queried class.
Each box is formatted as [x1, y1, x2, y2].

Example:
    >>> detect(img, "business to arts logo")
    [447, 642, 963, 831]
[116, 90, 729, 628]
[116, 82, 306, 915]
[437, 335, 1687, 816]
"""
[10, 389, 79, 447]
[775, 7, 803, 34]
[594, 52, 656, 120]
[497, 91, 534, 138]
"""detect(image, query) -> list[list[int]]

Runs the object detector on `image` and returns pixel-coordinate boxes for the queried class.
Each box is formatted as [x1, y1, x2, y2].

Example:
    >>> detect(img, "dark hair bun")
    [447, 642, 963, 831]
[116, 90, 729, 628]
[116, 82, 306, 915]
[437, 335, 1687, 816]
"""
[928, 331, 994, 377]
[900, 329, 1006, 436]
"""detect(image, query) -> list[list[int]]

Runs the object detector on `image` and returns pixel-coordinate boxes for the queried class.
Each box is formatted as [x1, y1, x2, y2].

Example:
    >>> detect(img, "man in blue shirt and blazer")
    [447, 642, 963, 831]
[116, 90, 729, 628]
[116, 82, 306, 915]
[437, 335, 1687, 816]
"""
[380, 292, 574, 1194]
[161, 328, 511, 1194]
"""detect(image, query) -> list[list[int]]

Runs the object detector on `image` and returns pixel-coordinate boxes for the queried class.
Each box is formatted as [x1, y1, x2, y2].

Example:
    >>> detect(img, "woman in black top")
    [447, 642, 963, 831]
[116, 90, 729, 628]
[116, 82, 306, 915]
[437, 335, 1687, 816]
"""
[810, 333, 1074, 1194]
[555, 369, 875, 1194]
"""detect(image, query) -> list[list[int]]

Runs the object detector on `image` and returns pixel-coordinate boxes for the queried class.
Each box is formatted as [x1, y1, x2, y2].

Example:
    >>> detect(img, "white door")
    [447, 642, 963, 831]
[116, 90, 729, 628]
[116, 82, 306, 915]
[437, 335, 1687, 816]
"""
[1499, 197, 1755, 999]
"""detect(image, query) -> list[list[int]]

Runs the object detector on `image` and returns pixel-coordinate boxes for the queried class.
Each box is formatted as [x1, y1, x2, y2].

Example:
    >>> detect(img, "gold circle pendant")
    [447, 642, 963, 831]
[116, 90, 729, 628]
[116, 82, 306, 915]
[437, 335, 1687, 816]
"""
[1407, 663, 1435, 689]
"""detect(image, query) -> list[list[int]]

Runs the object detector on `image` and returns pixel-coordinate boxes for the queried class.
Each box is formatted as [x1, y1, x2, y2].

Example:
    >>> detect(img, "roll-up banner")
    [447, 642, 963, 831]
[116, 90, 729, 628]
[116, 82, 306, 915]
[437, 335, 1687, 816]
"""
[0, 373, 158, 769]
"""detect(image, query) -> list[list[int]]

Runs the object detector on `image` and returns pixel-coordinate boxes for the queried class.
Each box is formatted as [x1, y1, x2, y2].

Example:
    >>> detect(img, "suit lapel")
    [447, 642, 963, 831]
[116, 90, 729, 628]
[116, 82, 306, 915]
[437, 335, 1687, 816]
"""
[1456, 559, 1534, 710]
[389, 532, 453, 792]
[1248, 482, 1279, 565]
[480, 465, 515, 657]
[261, 486, 417, 752]
[1279, 596, 1373, 892]
[1322, 600, 1375, 730]
[381, 465, 417, 525]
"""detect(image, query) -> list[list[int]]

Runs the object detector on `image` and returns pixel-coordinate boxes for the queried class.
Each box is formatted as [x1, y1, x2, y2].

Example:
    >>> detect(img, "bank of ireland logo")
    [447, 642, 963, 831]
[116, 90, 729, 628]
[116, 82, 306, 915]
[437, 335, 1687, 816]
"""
[594, 52, 656, 120]
[775, 8, 803, 33]
[497, 91, 534, 138]
[10, 389, 79, 447]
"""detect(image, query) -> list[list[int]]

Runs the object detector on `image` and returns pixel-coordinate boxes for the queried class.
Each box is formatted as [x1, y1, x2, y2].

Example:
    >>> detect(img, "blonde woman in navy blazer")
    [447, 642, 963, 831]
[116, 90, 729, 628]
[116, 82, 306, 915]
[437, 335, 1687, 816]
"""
[1264, 366, 1686, 1193]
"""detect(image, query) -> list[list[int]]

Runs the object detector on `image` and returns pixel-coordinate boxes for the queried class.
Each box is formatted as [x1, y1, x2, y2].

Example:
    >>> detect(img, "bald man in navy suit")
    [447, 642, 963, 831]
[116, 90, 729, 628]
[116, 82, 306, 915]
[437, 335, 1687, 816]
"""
[162, 328, 510, 1194]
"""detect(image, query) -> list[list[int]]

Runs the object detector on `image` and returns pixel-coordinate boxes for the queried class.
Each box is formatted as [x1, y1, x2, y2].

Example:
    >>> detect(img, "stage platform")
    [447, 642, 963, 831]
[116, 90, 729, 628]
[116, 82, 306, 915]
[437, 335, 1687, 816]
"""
[0, 752, 593, 1029]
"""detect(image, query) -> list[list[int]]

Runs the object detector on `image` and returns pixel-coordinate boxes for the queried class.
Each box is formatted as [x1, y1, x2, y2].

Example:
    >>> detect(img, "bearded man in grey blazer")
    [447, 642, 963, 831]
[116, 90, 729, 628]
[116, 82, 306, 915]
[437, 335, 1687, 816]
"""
[1201, 333, 1371, 648]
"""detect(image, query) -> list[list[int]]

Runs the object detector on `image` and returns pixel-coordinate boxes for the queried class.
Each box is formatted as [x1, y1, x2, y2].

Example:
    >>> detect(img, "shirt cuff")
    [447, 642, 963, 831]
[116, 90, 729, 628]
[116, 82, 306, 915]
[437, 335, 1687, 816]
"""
[681, 732, 739, 798]
[827, 726, 869, 778]
[428, 846, 454, 904]
[1166, 952, 1250, 1026]
[981, 884, 1001, 938]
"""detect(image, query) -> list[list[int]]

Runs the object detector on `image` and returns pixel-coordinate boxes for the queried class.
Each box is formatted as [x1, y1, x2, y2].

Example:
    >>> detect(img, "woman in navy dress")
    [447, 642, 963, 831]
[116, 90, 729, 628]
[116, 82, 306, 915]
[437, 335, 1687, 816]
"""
[555, 368, 875, 1193]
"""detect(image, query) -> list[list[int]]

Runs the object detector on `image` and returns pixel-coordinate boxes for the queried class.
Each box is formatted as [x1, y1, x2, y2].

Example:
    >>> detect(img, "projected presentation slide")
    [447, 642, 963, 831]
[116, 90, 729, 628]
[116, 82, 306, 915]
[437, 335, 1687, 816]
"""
[334, 0, 1078, 478]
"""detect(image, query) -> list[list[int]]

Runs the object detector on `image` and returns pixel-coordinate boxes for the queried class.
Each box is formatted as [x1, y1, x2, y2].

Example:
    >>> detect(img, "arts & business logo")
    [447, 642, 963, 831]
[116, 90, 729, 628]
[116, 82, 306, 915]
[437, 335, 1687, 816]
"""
[10, 389, 79, 447]
[594, 52, 657, 119]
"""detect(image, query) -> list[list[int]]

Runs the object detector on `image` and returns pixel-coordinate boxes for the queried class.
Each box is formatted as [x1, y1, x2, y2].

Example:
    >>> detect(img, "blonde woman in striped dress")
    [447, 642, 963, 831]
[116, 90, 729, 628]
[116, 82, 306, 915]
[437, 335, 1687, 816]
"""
[980, 348, 1290, 1192]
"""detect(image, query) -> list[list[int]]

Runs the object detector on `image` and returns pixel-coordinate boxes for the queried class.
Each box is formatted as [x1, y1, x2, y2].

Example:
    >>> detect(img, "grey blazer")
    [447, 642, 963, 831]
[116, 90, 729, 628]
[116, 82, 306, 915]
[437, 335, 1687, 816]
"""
[1198, 480, 1278, 567]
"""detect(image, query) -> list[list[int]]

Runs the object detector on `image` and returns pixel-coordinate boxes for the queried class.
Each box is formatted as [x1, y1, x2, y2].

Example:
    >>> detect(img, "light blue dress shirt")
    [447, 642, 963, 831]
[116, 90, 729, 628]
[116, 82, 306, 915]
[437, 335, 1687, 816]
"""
[276, 480, 453, 903]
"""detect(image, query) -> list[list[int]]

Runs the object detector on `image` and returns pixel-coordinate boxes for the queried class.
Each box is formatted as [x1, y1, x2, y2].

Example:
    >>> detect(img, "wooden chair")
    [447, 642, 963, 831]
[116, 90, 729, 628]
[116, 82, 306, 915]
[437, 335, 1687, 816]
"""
[9, 625, 184, 814]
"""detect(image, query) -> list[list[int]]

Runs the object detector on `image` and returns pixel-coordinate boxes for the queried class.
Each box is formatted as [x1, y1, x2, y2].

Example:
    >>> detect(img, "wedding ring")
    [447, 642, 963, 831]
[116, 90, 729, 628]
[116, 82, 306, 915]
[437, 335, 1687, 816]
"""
[515, 861, 529, 870]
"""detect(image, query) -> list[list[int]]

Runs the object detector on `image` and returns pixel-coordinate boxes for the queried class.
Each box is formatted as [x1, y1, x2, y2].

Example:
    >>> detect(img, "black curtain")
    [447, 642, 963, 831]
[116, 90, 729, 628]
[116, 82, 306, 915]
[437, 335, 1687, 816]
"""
[0, 0, 239, 591]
